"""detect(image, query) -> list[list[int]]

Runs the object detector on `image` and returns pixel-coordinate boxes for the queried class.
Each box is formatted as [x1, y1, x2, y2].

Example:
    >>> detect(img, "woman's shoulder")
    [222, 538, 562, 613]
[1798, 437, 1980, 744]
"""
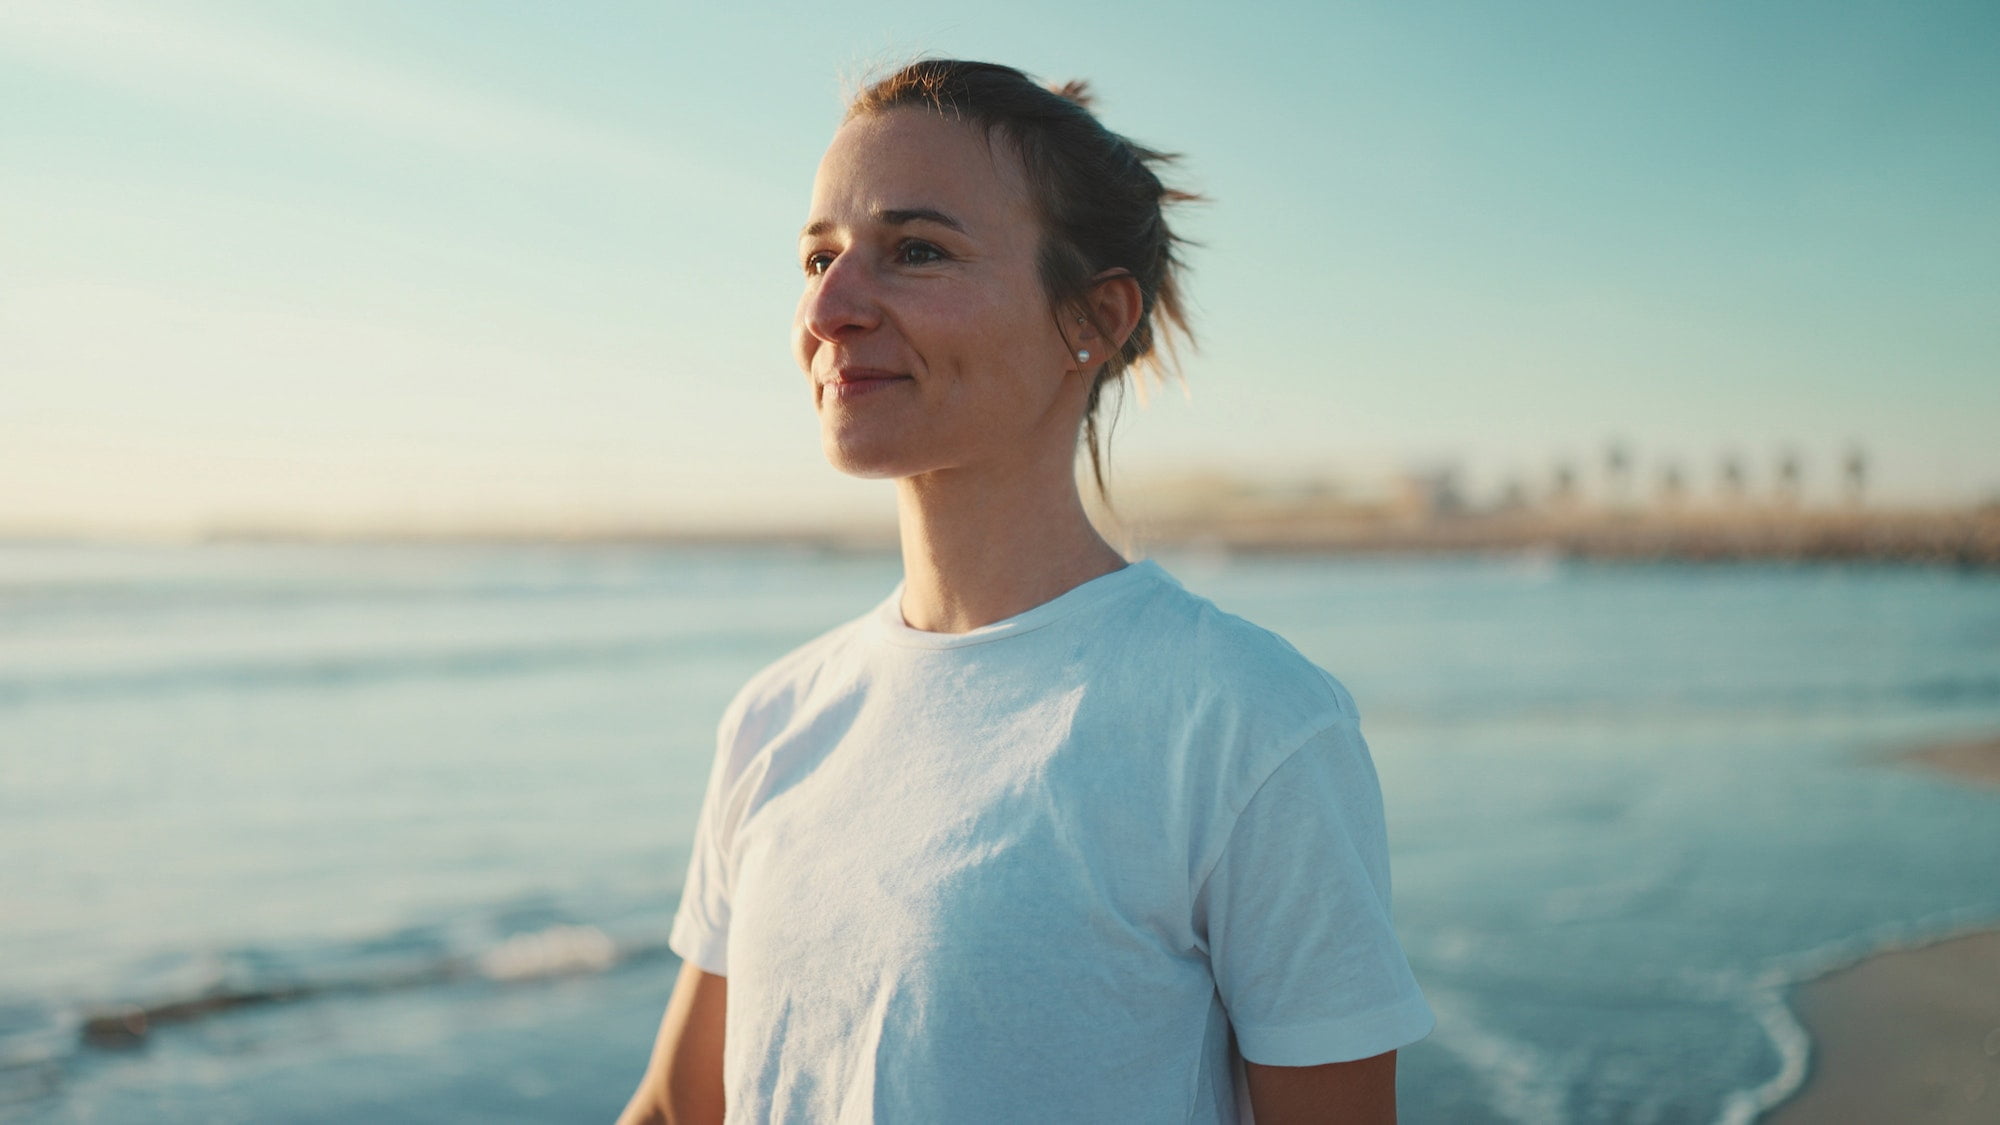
[715, 607, 877, 749]
[1100, 567, 1368, 829]
[1116, 565, 1361, 731]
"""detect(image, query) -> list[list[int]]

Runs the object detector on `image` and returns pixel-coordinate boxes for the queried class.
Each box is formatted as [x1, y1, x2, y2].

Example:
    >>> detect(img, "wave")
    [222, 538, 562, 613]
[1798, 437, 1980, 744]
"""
[1358, 671, 2000, 730]
[73, 924, 662, 1045]
[0, 543, 888, 630]
[0, 899, 680, 1111]
[0, 628, 797, 707]
[7, 637, 1995, 721]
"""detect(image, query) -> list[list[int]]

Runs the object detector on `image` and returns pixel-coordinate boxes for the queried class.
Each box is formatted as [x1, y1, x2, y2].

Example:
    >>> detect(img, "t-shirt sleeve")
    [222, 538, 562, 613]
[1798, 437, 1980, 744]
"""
[1195, 720, 1434, 1066]
[667, 716, 741, 977]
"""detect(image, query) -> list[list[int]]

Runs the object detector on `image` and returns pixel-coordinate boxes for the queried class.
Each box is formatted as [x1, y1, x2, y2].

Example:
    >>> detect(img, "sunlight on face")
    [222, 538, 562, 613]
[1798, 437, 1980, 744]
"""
[793, 110, 1086, 483]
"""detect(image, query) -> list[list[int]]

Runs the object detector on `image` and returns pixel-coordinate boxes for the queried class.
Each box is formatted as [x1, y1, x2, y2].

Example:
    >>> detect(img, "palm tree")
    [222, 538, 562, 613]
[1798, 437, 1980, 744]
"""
[1775, 449, 1803, 507]
[1658, 462, 1687, 507]
[1603, 440, 1633, 507]
[1719, 451, 1747, 505]
[1551, 461, 1579, 508]
[1843, 444, 1868, 507]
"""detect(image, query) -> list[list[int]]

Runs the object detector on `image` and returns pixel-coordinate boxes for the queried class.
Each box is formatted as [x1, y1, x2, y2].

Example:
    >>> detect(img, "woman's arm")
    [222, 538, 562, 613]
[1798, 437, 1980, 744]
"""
[615, 960, 728, 1125]
[1244, 1050, 1398, 1124]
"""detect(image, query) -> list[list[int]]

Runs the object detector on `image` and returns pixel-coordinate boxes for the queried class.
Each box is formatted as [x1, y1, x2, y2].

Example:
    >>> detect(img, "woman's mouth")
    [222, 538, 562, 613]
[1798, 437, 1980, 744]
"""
[823, 369, 913, 402]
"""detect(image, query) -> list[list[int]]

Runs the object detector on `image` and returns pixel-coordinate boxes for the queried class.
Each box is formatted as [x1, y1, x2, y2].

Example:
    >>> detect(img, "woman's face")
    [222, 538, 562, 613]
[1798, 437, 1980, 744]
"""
[794, 109, 1085, 482]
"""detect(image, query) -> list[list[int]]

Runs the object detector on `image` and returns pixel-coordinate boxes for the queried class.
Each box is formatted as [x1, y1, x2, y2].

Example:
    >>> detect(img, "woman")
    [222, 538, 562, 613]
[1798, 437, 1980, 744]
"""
[620, 59, 1432, 1124]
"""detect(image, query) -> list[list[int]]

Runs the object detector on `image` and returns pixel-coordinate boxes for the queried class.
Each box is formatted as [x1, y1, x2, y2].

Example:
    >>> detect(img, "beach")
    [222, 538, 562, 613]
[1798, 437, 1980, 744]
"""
[1767, 737, 2000, 1123]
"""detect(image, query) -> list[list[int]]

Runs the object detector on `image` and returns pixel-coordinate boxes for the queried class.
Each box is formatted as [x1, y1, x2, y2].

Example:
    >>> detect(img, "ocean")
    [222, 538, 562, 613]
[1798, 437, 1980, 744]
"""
[3, 541, 1997, 1123]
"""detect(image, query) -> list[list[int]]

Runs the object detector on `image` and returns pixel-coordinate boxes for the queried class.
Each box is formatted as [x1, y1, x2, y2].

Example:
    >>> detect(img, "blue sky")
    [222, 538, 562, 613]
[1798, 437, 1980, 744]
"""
[2, 0, 1995, 534]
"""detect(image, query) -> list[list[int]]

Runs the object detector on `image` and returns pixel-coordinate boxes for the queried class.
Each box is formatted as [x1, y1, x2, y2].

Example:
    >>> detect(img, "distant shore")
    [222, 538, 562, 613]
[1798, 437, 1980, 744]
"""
[1767, 735, 2000, 1123]
[9, 505, 1995, 569]
[1114, 506, 2000, 569]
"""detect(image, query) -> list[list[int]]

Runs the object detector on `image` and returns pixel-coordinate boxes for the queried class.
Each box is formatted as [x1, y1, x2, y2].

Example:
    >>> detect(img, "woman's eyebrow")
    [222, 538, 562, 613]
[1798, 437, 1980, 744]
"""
[876, 207, 965, 233]
[800, 207, 967, 240]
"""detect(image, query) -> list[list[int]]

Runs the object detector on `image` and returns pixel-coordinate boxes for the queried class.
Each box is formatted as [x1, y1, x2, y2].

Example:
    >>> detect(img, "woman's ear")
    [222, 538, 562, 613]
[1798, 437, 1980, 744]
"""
[1074, 269, 1144, 356]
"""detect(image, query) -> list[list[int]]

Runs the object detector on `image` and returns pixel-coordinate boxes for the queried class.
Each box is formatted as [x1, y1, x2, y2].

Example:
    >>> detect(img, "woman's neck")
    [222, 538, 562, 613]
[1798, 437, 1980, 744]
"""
[893, 458, 1127, 635]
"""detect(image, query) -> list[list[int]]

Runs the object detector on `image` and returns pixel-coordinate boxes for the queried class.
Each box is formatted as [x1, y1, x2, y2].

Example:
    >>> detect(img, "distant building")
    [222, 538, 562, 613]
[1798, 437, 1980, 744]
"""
[1392, 466, 1467, 521]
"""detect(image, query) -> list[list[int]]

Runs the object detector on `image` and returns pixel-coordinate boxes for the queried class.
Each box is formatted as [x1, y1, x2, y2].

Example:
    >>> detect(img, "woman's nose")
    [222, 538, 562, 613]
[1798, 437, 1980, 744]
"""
[801, 254, 881, 343]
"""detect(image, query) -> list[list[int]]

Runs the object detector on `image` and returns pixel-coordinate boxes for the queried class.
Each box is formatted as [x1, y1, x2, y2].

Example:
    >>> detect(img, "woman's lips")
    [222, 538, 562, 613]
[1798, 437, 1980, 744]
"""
[823, 370, 913, 402]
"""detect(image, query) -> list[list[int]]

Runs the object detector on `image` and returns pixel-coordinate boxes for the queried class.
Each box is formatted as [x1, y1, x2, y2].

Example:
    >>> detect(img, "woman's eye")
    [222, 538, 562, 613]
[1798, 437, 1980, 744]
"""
[897, 240, 946, 266]
[803, 251, 834, 276]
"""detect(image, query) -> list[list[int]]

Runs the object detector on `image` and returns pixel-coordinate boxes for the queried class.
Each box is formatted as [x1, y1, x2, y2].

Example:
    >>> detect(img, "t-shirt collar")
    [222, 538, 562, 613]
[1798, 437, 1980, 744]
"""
[870, 559, 1168, 650]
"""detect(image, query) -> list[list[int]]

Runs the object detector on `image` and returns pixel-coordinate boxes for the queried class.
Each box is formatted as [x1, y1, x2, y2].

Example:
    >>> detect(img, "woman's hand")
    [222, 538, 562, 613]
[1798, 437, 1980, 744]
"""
[615, 961, 727, 1125]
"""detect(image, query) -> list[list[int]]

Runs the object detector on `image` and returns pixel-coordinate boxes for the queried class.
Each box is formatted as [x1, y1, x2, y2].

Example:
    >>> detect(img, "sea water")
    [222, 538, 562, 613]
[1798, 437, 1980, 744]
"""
[2, 542, 1997, 1123]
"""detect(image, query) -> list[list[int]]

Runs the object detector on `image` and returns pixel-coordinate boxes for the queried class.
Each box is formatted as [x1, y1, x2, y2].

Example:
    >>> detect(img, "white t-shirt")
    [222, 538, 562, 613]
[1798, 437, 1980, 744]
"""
[669, 560, 1433, 1123]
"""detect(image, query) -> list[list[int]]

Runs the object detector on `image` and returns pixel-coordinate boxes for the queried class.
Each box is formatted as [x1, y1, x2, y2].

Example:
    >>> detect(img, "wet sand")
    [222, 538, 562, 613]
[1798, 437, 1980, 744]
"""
[1766, 737, 2000, 1123]
[1767, 930, 2000, 1123]
[1897, 735, 2000, 791]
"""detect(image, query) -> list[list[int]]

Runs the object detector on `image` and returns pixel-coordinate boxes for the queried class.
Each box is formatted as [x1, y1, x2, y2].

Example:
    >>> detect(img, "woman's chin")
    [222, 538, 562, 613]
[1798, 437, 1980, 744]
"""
[820, 435, 920, 481]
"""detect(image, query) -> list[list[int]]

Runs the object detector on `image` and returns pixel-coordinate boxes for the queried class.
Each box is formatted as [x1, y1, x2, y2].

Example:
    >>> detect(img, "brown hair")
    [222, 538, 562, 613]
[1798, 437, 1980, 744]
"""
[847, 59, 1201, 495]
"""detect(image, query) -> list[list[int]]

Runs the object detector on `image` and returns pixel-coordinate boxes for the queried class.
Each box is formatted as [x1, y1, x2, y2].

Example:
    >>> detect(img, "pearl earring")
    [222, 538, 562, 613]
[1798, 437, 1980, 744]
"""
[1076, 349, 1091, 362]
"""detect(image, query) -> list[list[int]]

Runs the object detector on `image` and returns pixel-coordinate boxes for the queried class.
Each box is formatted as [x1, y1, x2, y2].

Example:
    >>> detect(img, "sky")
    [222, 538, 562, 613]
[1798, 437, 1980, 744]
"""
[2, 0, 1995, 536]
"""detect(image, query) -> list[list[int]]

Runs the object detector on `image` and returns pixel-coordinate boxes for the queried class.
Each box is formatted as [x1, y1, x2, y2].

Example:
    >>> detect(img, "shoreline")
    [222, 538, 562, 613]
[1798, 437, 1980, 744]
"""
[1765, 735, 2000, 1122]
